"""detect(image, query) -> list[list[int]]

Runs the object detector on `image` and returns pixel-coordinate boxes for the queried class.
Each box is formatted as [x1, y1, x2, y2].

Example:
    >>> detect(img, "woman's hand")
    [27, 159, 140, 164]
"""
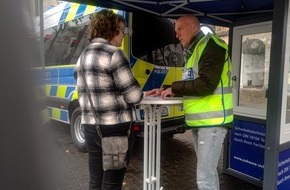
[145, 88, 163, 97]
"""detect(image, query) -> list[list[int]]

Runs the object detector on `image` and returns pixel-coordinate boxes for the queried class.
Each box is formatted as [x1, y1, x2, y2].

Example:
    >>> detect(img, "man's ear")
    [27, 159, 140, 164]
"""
[192, 23, 195, 30]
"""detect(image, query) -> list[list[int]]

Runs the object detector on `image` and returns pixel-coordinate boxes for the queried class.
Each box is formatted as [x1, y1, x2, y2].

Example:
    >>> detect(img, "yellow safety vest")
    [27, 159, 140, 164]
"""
[183, 34, 233, 127]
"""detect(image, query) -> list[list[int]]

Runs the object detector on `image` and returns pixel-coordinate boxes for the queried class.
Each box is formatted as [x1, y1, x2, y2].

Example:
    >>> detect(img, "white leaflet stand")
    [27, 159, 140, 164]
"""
[140, 96, 183, 190]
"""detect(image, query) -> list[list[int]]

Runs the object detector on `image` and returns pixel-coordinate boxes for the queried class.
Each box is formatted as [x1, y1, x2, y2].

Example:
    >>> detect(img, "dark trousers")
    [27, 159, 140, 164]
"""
[83, 122, 135, 190]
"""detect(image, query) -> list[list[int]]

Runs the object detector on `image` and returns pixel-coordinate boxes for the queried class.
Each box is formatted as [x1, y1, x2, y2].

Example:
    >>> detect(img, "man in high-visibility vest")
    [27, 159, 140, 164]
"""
[146, 15, 233, 190]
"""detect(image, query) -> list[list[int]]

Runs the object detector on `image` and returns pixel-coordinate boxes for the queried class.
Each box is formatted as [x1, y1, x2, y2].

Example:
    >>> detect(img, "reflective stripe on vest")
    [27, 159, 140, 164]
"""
[184, 34, 233, 127]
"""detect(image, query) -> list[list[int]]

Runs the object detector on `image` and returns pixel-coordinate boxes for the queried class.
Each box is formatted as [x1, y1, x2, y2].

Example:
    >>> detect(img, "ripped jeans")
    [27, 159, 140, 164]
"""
[191, 127, 228, 190]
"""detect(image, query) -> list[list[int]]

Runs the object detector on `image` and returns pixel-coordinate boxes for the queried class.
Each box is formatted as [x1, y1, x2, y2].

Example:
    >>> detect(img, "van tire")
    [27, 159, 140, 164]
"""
[71, 107, 87, 152]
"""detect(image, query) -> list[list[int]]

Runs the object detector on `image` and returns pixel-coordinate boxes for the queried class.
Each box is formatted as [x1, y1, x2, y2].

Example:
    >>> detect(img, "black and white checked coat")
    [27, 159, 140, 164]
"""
[74, 38, 143, 125]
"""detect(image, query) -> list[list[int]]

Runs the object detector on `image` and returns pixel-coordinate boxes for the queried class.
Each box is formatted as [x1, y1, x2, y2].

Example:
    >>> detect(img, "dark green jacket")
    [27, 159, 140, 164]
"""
[172, 31, 227, 96]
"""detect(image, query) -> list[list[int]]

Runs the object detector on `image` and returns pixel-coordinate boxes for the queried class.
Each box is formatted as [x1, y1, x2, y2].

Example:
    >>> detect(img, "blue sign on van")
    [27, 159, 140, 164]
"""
[229, 120, 266, 180]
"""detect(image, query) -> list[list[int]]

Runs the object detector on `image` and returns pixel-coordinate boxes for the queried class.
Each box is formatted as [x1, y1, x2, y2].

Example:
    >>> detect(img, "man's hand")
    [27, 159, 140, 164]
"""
[160, 87, 175, 99]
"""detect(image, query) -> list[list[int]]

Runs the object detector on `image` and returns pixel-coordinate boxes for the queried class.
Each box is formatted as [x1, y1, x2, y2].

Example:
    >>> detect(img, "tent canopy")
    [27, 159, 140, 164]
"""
[66, 0, 274, 26]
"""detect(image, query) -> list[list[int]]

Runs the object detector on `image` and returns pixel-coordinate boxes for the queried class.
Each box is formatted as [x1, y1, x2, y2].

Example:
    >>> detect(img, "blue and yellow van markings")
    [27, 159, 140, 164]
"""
[59, 3, 72, 25]
[46, 85, 76, 100]
[50, 86, 58, 96]
[48, 107, 70, 123]
[65, 3, 80, 22]
[75, 3, 87, 18]
[66, 87, 77, 99]
[70, 91, 79, 101]
[45, 67, 75, 84]
[143, 68, 168, 91]
[130, 56, 137, 67]
[57, 2, 125, 28]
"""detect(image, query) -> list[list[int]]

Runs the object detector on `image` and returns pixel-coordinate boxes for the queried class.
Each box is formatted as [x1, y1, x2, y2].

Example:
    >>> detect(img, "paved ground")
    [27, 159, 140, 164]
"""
[51, 121, 263, 190]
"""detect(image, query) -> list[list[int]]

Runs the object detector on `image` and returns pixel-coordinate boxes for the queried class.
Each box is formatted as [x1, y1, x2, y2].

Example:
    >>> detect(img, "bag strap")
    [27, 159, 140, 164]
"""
[79, 54, 132, 138]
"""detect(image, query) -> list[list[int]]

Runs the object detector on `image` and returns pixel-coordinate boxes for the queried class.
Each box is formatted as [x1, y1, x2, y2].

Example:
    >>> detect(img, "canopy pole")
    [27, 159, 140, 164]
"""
[38, 0, 45, 68]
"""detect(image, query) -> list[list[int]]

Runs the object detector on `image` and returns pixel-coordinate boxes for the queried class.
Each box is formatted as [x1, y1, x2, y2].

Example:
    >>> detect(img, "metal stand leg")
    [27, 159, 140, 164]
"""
[156, 105, 163, 190]
[143, 105, 151, 190]
[143, 104, 163, 190]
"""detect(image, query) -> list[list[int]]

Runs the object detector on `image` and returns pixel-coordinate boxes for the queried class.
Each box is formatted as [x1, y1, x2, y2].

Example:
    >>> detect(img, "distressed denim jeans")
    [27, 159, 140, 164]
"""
[191, 127, 228, 190]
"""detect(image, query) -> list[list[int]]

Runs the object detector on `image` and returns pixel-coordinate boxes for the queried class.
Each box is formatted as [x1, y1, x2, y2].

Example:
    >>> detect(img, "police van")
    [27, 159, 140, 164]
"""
[35, 1, 186, 152]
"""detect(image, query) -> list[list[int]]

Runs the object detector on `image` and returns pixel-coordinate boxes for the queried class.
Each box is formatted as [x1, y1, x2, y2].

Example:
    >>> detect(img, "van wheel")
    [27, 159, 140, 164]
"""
[71, 107, 87, 152]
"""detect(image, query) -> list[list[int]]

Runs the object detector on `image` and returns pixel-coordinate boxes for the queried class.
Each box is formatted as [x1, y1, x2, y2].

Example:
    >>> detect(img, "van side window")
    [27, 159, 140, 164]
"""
[43, 18, 90, 66]
[132, 13, 184, 67]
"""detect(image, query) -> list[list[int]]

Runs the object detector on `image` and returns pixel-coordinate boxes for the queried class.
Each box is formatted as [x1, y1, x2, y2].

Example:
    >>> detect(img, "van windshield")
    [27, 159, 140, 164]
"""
[132, 13, 184, 67]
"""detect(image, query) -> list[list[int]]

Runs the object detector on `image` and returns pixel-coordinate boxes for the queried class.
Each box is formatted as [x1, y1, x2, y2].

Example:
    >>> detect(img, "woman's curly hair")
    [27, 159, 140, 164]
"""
[88, 9, 125, 42]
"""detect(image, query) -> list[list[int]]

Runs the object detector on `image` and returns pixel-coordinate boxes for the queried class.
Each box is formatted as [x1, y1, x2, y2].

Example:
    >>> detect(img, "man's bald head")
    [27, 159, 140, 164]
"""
[175, 15, 201, 48]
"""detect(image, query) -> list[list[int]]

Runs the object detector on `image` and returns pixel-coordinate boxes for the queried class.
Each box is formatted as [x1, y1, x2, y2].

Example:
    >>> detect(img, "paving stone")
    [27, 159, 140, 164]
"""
[51, 121, 262, 190]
